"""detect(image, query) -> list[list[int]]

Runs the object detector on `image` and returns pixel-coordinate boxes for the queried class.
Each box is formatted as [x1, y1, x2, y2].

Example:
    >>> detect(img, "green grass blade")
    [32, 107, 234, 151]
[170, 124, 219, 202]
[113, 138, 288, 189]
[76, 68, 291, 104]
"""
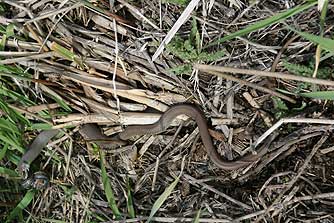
[126, 177, 135, 218]
[5, 23, 15, 37]
[146, 175, 181, 223]
[0, 71, 33, 81]
[5, 150, 21, 165]
[41, 85, 72, 112]
[51, 42, 83, 68]
[300, 91, 334, 100]
[192, 208, 202, 223]
[190, 17, 200, 52]
[41, 219, 67, 223]
[0, 86, 34, 106]
[30, 123, 54, 130]
[206, 1, 317, 47]
[0, 166, 19, 178]
[51, 42, 76, 61]
[289, 28, 334, 53]
[0, 118, 19, 134]
[0, 143, 8, 160]
[0, 64, 26, 74]
[0, 133, 24, 152]
[6, 189, 36, 223]
[0, 70, 71, 114]
[99, 150, 122, 220]
[146, 157, 186, 223]
[0, 98, 30, 126]
[319, 0, 329, 33]
[0, 33, 6, 51]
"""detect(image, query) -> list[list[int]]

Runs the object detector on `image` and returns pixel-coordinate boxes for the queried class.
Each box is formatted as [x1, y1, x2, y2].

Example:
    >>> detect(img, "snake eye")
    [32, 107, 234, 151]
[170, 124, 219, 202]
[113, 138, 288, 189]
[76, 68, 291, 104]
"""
[22, 171, 49, 190]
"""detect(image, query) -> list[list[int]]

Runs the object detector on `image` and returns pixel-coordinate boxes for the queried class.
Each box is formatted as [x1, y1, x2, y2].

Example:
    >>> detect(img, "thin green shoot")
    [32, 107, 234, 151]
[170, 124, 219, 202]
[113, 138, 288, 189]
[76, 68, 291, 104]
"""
[126, 177, 136, 218]
[205, 1, 317, 48]
[99, 150, 122, 220]
[146, 157, 185, 223]
[6, 189, 36, 223]
[192, 208, 202, 223]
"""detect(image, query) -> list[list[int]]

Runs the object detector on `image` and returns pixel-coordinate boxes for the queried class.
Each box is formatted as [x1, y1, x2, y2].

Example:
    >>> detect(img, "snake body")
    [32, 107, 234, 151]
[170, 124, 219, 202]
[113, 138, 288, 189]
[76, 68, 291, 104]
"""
[118, 104, 261, 170]
[18, 129, 59, 174]
[18, 104, 263, 173]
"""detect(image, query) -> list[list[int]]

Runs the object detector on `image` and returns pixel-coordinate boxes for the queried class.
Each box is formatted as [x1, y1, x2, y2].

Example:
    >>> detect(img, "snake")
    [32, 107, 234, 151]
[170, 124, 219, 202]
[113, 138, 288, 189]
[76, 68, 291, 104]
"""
[18, 104, 266, 188]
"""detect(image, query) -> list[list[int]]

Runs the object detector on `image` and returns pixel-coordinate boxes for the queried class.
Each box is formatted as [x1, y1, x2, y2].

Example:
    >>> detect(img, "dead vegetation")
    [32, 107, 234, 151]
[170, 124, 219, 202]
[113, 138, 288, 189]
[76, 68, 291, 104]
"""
[0, 0, 334, 222]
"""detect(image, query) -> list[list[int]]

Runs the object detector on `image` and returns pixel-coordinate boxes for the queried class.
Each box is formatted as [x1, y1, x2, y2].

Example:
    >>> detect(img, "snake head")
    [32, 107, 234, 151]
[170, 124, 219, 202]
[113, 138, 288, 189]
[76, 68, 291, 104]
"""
[22, 171, 49, 190]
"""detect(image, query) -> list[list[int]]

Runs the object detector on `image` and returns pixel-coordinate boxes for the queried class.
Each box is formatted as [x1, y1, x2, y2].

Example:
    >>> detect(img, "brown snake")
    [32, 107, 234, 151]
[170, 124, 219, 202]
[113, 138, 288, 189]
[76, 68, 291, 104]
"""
[18, 104, 265, 177]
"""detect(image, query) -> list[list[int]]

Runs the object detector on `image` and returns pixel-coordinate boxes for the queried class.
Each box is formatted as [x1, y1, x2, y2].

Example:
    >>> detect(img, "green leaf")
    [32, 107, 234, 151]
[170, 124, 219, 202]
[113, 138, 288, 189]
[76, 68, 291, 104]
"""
[0, 143, 8, 160]
[51, 42, 76, 61]
[185, 41, 196, 55]
[0, 98, 30, 126]
[30, 123, 54, 130]
[193, 208, 202, 223]
[99, 150, 122, 220]
[0, 118, 19, 135]
[169, 64, 192, 75]
[0, 33, 6, 51]
[146, 175, 181, 223]
[0, 166, 19, 178]
[0, 133, 24, 152]
[41, 219, 67, 223]
[289, 28, 334, 53]
[272, 97, 289, 111]
[300, 91, 334, 100]
[167, 37, 197, 61]
[282, 60, 313, 77]
[126, 177, 135, 218]
[6, 23, 15, 37]
[163, 0, 189, 6]
[6, 190, 36, 223]
[59, 185, 76, 199]
[206, 1, 317, 47]
[0, 86, 35, 106]
[0, 64, 31, 78]
[51, 42, 84, 68]
[0, 3, 6, 15]
[5, 150, 21, 165]
[197, 50, 225, 62]
[42, 85, 72, 112]
[282, 60, 333, 79]
[319, 0, 329, 33]
[190, 17, 200, 52]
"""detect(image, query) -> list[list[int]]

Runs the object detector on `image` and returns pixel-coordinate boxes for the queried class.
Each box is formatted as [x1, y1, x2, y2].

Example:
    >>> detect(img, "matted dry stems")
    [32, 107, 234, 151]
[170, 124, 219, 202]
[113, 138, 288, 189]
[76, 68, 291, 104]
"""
[0, 0, 333, 222]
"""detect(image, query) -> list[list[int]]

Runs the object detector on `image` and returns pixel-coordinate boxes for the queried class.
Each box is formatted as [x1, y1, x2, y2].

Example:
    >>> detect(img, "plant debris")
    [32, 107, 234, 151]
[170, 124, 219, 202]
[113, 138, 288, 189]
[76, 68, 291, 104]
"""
[0, 0, 334, 222]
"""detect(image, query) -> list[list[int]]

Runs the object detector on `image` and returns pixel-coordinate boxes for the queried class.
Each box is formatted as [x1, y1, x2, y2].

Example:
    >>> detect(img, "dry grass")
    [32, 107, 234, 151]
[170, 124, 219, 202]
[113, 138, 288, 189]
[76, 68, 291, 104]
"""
[0, 0, 334, 222]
